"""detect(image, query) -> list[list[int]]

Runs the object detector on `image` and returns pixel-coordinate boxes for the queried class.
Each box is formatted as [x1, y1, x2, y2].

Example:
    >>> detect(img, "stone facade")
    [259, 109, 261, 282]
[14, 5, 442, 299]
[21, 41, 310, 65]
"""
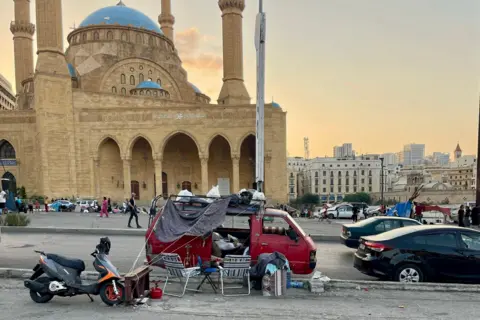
[0, 0, 288, 204]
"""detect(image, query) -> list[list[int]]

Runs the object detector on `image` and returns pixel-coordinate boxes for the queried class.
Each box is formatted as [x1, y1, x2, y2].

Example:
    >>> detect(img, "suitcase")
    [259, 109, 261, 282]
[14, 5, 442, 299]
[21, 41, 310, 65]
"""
[262, 269, 287, 297]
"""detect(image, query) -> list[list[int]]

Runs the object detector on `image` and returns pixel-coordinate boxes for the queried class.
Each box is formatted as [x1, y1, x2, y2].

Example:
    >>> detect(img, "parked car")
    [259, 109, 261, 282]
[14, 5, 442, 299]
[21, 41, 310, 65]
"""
[318, 203, 355, 219]
[48, 200, 75, 212]
[340, 217, 422, 248]
[354, 225, 480, 283]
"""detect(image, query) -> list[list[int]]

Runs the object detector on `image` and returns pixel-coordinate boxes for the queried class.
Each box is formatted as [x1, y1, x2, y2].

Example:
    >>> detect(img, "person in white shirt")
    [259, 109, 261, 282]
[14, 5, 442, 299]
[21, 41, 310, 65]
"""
[0, 189, 7, 214]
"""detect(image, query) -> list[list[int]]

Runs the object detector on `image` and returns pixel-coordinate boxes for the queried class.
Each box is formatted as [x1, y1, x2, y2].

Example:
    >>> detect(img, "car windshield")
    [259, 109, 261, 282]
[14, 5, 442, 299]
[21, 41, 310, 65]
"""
[285, 214, 306, 237]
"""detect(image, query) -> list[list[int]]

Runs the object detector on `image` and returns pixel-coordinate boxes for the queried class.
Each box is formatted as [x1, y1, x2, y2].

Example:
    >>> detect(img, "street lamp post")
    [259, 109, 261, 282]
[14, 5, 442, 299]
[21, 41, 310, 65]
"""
[255, 0, 266, 193]
[379, 157, 384, 206]
[476, 96, 480, 205]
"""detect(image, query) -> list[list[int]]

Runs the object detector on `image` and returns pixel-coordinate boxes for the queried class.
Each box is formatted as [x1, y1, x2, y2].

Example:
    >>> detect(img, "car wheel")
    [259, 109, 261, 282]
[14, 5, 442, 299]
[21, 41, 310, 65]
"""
[394, 264, 424, 283]
[327, 213, 335, 219]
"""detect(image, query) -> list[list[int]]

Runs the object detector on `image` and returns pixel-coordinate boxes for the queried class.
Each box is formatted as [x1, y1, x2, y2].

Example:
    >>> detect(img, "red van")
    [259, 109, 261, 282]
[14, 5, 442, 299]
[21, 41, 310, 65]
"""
[145, 197, 317, 275]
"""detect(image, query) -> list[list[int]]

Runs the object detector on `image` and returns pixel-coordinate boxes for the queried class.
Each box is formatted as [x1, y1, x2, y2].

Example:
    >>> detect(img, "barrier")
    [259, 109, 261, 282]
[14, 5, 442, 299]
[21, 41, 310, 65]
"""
[123, 265, 152, 305]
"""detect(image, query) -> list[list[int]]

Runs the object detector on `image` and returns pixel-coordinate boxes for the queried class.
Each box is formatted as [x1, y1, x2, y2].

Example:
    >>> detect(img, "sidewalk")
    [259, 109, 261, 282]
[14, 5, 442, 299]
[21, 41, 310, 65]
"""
[1, 279, 478, 319]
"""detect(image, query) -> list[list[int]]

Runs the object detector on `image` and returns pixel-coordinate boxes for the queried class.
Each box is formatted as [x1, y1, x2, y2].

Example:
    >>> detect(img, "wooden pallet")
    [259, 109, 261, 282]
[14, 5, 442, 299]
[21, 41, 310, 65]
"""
[124, 265, 152, 305]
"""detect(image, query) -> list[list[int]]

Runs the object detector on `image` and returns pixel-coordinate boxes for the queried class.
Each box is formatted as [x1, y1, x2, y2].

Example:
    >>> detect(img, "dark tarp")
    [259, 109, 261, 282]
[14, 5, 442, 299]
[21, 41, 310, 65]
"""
[250, 252, 288, 278]
[155, 197, 231, 243]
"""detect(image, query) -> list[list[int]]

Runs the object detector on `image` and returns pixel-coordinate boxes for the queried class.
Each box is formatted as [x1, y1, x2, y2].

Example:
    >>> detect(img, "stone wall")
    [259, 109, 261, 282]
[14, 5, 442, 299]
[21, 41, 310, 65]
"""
[371, 189, 476, 204]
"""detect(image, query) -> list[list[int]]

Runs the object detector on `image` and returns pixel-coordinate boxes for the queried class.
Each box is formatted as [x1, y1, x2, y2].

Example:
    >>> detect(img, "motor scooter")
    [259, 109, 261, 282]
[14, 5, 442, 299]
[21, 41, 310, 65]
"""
[24, 237, 125, 306]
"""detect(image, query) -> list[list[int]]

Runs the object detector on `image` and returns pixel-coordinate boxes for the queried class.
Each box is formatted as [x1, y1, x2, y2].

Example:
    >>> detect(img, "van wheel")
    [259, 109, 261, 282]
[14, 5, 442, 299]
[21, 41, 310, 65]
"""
[327, 214, 335, 219]
[394, 264, 424, 283]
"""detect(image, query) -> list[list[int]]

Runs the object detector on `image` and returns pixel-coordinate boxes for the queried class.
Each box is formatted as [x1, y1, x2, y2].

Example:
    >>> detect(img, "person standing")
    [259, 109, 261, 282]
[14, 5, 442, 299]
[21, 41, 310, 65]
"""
[44, 197, 49, 212]
[128, 193, 141, 228]
[100, 197, 109, 218]
[471, 205, 480, 228]
[465, 206, 471, 227]
[458, 205, 465, 227]
[0, 189, 6, 215]
[352, 205, 359, 223]
[107, 197, 112, 213]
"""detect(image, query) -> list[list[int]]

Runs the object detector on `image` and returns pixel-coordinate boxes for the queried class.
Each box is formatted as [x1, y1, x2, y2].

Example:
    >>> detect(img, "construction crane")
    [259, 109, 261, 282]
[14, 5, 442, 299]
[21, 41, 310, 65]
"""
[304, 137, 310, 160]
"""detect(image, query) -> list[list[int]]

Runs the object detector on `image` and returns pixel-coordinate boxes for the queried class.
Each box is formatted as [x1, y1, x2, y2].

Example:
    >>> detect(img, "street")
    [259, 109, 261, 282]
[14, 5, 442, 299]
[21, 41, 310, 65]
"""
[21, 210, 347, 236]
[0, 233, 374, 281]
[0, 278, 478, 319]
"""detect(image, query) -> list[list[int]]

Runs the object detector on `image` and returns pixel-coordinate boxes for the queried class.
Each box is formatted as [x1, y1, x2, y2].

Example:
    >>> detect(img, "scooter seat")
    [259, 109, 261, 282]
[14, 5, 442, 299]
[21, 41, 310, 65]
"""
[47, 253, 85, 271]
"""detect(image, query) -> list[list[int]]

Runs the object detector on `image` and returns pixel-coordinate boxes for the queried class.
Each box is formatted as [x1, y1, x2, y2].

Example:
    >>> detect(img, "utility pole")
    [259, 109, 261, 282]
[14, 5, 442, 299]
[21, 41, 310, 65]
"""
[476, 95, 480, 205]
[379, 157, 384, 206]
[255, 0, 266, 193]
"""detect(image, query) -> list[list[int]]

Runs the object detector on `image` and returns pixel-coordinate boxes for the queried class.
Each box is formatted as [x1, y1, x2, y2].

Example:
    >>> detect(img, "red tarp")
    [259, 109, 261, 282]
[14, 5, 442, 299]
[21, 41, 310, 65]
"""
[416, 204, 451, 216]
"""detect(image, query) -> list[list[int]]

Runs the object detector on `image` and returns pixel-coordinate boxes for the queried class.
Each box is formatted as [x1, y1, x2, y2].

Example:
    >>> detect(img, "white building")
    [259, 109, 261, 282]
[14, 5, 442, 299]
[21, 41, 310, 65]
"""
[451, 155, 476, 168]
[302, 157, 382, 202]
[287, 157, 308, 201]
[382, 153, 398, 166]
[403, 144, 425, 165]
[333, 143, 354, 159]
[432, 152, 450, 166]
[0, 74, 16, 111]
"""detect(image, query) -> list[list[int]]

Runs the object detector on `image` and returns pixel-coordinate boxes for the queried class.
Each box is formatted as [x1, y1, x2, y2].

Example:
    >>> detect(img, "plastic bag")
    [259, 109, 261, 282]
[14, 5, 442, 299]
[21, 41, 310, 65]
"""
[176, 189, 194, 202]
[207, 185, 221, 198]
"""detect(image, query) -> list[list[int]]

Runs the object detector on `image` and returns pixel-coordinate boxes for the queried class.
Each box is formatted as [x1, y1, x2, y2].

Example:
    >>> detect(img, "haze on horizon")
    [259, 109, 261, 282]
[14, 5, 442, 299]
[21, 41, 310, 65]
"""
[0, 0, 478, 157]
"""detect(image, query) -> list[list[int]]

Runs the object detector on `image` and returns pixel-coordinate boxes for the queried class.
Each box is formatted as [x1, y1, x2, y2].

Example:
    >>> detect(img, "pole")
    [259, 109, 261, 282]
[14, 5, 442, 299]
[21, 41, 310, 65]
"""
[255, 0, 266, 193]
[380, 157, 384, 206]
[476, 96, 480, 205]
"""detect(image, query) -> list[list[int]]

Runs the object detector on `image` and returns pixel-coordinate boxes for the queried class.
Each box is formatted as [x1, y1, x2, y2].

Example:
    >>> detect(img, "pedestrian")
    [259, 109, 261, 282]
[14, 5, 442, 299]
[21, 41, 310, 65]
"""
[472, 205, 480, 228]
[363, 207, 368, 220]
[44, 197, 49, 212]
[28, 200, 34, 214]
[100, 196, 109, 218]
[458, 205, 465, 227]
[107, 197, 112, 213]
[127, 192, 141, 228]
[0, 188, 6, 215]
[352, 205, 359, 223]
[464, 206, 471, 227]
[34, 200, 40, 212]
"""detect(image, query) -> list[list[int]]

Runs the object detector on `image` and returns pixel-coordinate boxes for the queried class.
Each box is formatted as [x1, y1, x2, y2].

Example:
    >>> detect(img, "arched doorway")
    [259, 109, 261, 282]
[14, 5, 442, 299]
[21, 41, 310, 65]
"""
[208, 136, 232, 195]
[131, 180, 140, 199]
[163, 133, 200, 195]
[1, 172, 16, 194]
[181, 181, 192, 192]
[98, 138, 123, 200]
[239, 135, 256, 190]
[162, 172, 168, 198]
[0, 140, 16, 159]
[130, 137, 154, 201]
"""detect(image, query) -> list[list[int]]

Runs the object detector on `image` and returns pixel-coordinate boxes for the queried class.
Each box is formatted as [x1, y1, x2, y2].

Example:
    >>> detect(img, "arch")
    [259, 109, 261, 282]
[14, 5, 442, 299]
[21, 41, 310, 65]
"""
[129, 75, 135, 85]
[97, 137, 123, 200]
[121, 32, 128, 41]
[206, 133, 234, 156]
[236, 132, 256, 154]
[111, 86, 117, 94]
[208, 135, 233, 195]
[107, 31, 114, 40]
[1, 172, 16, 194]
[125, 134, 156, 159]
[0, 139, 16, 159]
[160, 130, 202, 155]
[95, 135, 124, 156]
[239, 134, 256, 190]
[121, 87, 126, 95]
[148, 36, 154, 46]
[93, 32, 99, 40]
[136, 33, 143, 44]
[139, 73, 144, 83]
[82, 33, 87, 42]
[120, 74, 126, 84]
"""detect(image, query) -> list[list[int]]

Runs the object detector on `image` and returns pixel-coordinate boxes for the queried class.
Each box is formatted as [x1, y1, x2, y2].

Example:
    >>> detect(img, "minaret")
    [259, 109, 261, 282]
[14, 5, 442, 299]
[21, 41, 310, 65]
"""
[10, 0, 35, 94]
[159, 0, 175, 43]
[455, 143, 462, 160]
[34, 0, 77, 197]
[218, 0, 250, 105]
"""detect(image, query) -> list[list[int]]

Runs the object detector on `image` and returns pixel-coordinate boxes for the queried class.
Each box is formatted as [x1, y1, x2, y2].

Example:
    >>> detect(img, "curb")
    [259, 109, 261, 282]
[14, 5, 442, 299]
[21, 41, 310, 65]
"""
[3, 267, 480, 293]
[0, 227, 338, 241]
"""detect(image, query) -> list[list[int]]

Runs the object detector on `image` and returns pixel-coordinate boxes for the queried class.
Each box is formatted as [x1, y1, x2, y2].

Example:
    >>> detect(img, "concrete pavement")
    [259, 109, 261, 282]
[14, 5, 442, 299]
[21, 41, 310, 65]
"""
[0, 233, 374, 281]
[1, 278, 479, 319]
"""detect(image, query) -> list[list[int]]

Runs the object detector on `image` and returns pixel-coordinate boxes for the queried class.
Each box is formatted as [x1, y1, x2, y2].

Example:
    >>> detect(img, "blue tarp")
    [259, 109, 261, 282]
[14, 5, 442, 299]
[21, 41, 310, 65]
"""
[6, 192, 15, 212]
[386, 201, 412, 218]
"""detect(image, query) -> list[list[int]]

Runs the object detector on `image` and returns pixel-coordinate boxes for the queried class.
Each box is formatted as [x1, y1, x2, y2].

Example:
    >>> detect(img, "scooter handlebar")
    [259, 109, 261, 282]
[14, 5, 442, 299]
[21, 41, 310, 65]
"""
[34, 250, 46, 255]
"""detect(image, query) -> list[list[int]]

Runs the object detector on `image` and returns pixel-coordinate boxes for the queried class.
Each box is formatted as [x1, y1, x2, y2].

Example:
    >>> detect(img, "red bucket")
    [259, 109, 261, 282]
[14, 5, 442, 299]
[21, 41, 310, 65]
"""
[150, 286, 163, 299]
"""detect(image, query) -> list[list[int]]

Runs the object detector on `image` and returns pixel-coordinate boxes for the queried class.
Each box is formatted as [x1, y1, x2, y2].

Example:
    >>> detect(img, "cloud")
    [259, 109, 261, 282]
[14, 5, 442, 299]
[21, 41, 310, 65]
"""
[176, 28, 223, 72]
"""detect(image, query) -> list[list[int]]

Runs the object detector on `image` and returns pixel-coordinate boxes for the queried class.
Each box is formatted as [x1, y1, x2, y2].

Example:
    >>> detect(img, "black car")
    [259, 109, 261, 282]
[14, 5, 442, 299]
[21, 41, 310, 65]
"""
[340, 217, 422, 249]
[354, 225, 480, 283]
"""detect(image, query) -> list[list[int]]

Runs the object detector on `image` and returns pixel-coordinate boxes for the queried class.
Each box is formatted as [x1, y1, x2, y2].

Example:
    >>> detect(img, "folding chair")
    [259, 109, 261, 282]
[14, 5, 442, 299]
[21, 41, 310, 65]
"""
[161, 253, 202, 297]
[218, 255, 251, 296]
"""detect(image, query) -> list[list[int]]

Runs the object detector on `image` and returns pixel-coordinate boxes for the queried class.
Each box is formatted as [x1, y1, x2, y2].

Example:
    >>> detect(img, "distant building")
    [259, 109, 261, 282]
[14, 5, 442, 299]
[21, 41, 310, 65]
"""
[0, 73, 16, 110]
[333, 143, 354, 159]
[432, 152, 450, 166]
[402, 144, 425, 165]
[287, 157, 308, 200]
[382, 153, 398, 166]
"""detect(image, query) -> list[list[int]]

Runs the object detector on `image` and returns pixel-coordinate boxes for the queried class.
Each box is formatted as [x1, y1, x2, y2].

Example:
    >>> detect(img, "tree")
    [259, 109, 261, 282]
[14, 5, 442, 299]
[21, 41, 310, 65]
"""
[16, 186, 27, 199]
[343, 192, 372, 204]
[300, 193, 320, 205]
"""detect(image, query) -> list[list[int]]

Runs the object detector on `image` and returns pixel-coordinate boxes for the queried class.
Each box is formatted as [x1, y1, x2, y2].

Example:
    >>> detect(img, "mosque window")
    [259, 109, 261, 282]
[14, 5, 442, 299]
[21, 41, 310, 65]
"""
[121, 88, 126, 95]
[107, 31, 114, 40]
[146, 90, 151, 96]
[121, 74, 126, 84]
[148, 36, 153, 46]
[82, 33, 87, 42]
[121, 32, 128, 42]
[130, 75, 135, 85]
[156, 79, 161, 86]
[112, 86, 117, 93]
[139, 73, 144, 83]
[93, 32, 99, 40]
[136, 34, 143, 44]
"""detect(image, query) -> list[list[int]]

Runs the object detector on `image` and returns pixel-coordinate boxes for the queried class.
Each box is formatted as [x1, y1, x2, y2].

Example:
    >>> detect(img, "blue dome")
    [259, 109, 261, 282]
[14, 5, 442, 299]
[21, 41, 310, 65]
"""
[189, 83, 203, 94]
[136, 81, 162, 89]
[79, 3, 163, 34]
[272, 101, 281, 108]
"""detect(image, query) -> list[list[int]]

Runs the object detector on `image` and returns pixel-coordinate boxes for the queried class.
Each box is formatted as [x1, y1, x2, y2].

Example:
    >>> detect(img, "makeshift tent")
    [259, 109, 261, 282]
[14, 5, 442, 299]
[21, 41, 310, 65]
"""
[155, 197, 231, 243]
[386, 201, 413, 218]
[414, 203, 451, 217]
[6, 191, 15, 212]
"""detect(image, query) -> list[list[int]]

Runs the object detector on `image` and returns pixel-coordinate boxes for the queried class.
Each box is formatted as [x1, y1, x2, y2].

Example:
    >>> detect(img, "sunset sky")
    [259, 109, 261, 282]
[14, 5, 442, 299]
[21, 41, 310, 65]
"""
[0, 0, 479, 157]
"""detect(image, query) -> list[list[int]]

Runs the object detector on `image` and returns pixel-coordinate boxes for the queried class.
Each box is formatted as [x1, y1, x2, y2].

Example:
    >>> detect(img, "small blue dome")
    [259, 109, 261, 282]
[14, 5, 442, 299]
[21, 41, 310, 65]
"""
[67, 63, 77, 77]
[189, 83, 202, 94]
[79, 3, 163, 34]
[136, 81, 162, 89]
[272, 101, 281, 108]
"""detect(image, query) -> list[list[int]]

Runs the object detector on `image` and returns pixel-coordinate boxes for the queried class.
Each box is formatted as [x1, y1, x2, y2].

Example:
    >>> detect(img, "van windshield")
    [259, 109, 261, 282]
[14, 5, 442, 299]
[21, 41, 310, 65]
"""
[285, 215, 306, 237]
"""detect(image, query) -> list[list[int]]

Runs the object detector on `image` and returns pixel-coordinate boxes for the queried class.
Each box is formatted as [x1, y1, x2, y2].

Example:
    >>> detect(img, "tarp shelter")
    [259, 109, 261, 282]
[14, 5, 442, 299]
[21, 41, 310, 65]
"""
[155, 197, 231, 243]
[6, 191, 15, 212]
[414, 203, 451, 217]
[386, 201, 413, 218]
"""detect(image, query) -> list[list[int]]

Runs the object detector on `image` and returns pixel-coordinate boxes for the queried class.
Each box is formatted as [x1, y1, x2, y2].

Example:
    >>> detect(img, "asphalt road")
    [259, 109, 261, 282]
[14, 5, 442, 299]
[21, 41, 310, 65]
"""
[0, 233, 374, 281]
[1, 278, 479, 319]
[24, 211, 348, 236]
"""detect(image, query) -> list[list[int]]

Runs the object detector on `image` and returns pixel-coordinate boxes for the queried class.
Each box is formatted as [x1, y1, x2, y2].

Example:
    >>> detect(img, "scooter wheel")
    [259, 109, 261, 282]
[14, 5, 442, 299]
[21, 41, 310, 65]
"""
[99, 281, 125, 306]
[29, 277, 54, 303]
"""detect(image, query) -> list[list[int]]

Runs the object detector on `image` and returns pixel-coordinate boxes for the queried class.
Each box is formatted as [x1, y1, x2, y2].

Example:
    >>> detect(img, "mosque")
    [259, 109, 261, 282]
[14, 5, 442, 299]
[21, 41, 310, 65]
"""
[0, 0, 287, 203]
